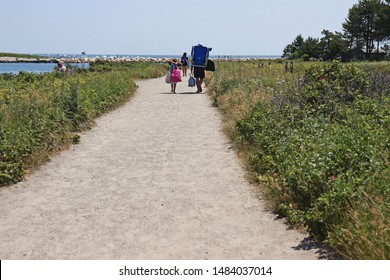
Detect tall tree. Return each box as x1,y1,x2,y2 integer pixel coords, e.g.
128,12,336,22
320,30,348,60
343,3,362,50
282,43,294,58
282,34,305,59
379,0,390,39
343,0,383,58
301,37,322,60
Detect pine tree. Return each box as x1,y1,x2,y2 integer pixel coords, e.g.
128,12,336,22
342,0,383,58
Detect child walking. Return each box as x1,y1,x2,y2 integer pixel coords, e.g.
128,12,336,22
168,59,182,93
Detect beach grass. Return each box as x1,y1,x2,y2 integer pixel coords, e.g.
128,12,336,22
207,59,390,259
0,62,167,186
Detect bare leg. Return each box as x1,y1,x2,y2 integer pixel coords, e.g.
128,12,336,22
196,78,203,93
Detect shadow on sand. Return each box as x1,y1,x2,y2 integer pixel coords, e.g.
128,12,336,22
267,209,341,259
160,91,205,95
292,237,342,259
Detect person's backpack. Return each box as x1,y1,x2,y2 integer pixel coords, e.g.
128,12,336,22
205,59,215,71
181,56,189,66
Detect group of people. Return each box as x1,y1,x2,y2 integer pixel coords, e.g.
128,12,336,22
56,51,207,94
168,52,205,94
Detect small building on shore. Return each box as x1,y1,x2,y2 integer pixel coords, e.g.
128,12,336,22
342,48,387,61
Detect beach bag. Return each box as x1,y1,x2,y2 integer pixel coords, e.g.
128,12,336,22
188,75,196,87
165,71,171,83
170,67,182,83
205,59,215,71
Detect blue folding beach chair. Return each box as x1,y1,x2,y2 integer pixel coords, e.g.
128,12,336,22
191,44,210,67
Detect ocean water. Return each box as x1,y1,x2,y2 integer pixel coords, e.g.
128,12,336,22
0,54,280,74
0,63,57,74
0,62,89,74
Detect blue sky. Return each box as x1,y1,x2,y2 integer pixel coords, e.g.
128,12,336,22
1,0,358,56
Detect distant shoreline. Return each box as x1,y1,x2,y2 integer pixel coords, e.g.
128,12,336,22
0,57,58,63
0,54,282,64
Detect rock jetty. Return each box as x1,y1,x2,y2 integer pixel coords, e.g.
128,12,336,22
0,56,176,64
0,56,278,64
0,57,57,63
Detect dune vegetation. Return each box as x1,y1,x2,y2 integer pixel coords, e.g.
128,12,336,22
206,59,390,259
0,61,167,186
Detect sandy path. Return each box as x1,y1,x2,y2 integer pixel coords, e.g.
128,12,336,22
0,77,326,259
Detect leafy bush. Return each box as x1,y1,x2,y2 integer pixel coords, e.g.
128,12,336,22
209,60,390,259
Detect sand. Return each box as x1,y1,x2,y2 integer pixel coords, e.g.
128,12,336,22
0,76,328,259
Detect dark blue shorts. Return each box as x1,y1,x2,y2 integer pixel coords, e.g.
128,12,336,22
194,67,205,79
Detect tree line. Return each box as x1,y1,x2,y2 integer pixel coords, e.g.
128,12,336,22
283,0,390,61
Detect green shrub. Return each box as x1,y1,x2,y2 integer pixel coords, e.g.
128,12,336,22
209,60,390,259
